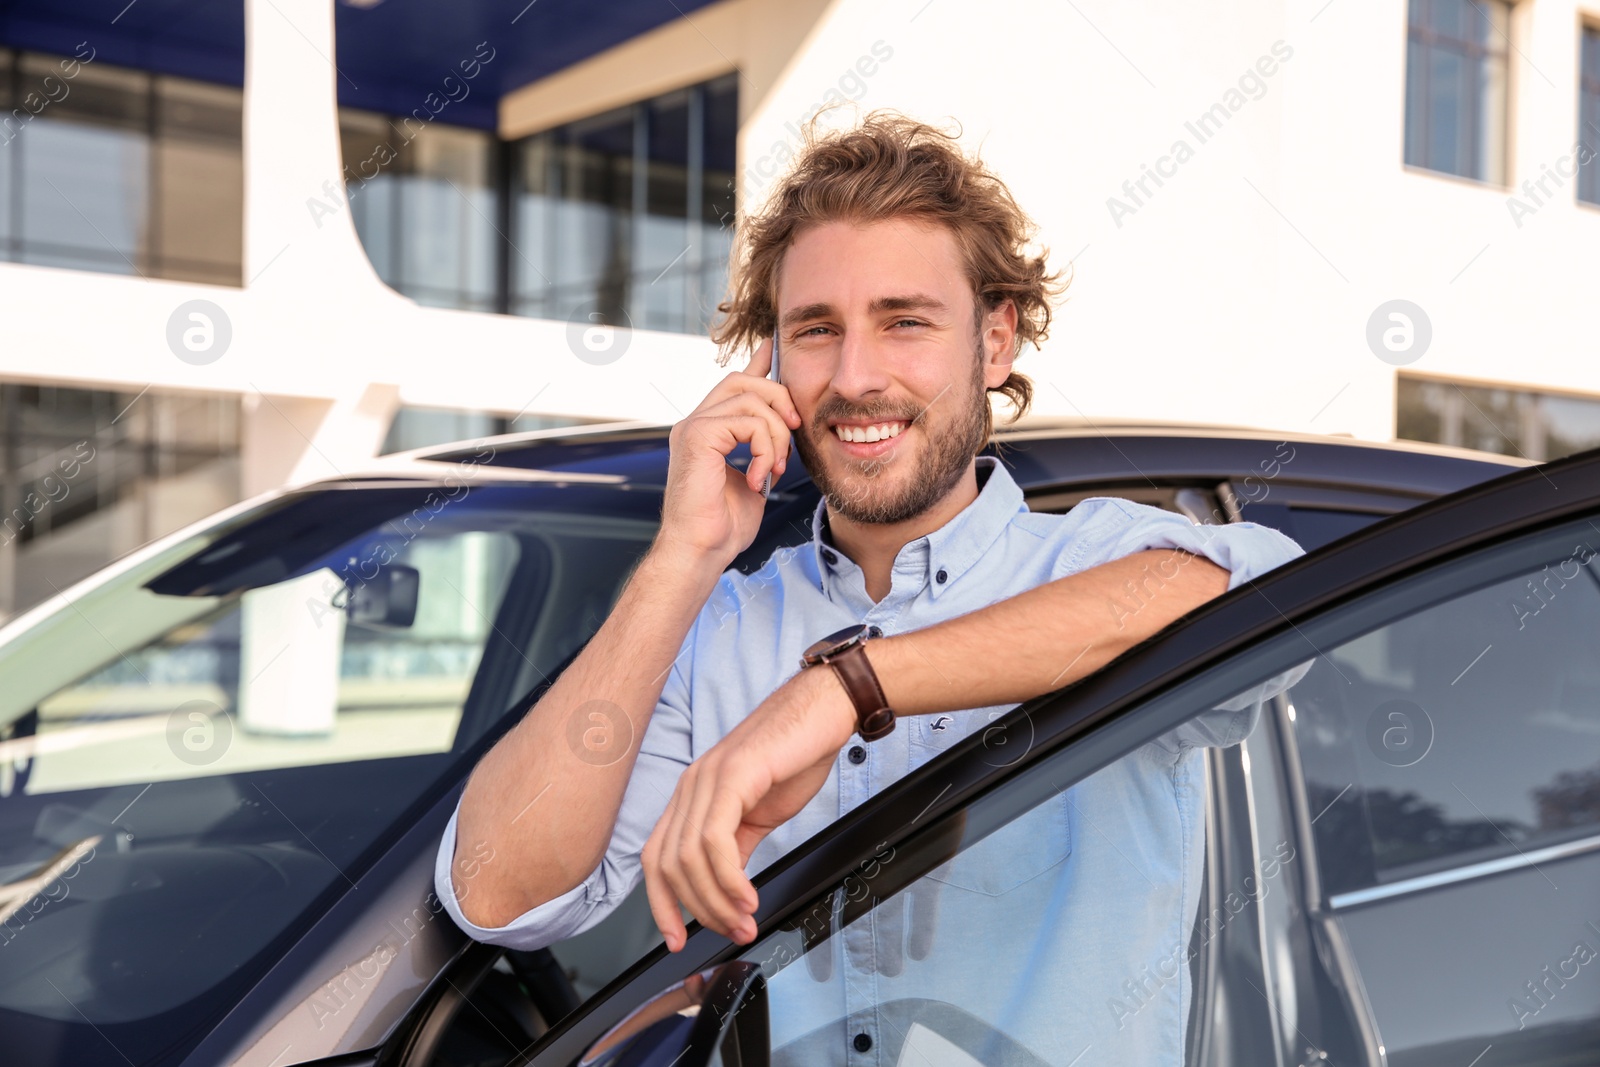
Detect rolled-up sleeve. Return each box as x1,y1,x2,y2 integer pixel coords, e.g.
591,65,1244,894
433,635,697,951
1057,497,1314,748
1055,496,1306,591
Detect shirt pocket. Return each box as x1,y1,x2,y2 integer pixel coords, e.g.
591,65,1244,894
922,792,1072,896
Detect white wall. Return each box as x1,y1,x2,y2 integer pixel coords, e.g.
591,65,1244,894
737,0,1600,443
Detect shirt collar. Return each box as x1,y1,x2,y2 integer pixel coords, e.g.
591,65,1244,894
808,455,1026,602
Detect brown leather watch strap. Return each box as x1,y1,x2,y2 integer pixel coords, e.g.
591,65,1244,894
826,642,895,741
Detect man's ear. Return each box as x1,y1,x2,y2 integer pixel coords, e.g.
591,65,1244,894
980,299,1018,389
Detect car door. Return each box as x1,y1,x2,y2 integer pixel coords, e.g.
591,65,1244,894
374,446,1600,1067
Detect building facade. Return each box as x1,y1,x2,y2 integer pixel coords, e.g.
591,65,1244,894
1,0,1598,620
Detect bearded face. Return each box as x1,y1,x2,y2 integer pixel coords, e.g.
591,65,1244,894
792,331,989,526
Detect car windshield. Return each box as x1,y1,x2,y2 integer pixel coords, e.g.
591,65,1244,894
0,478,660,1067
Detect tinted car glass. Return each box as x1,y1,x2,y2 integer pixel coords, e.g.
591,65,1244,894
574,661,1319,1066
1291,519,1600,893
0,480,661,1067
1234,501,1385,552
1283,512,1600,1063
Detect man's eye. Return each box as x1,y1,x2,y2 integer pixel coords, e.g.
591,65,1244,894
893,319,925,329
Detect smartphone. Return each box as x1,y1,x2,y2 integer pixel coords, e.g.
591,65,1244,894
760,329,781,499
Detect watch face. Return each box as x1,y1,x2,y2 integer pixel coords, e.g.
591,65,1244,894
803,623,871,662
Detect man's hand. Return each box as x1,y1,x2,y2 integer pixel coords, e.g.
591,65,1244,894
658,336,800,567
642,663,857,951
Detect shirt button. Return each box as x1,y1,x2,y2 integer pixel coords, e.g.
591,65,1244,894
847,745,866,765
822,548,838,565
853,1033,873,1052
935,567,948,584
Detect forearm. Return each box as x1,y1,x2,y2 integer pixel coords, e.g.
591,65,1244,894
871,549,1230,716
452,538,724,927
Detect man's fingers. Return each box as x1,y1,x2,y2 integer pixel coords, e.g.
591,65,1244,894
698,797,759,940
642,830,688,952
671,831,747,941
691,366,800,430
656,787,727,939
695,389,797,480
676,772,755,941
741,335,773,379
688,415,780,493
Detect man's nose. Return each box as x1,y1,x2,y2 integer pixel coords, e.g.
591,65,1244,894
829,329,891,400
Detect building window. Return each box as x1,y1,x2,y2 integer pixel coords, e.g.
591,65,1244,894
512,74,738,334
0,384,241,621
1580,26,1600,205
1404,0,1510,184
340,73,738,334
379,406,593,455
1397,375,1600,462
338,111,501,312
0,49,243,285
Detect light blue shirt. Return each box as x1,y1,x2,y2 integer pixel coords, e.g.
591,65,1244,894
435,455,1307,1064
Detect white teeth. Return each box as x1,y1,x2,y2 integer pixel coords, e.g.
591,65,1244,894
834,422,907,443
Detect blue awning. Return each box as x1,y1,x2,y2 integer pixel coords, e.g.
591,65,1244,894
0,0,722,129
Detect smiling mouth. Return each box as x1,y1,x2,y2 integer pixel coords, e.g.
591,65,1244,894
830,420,910,444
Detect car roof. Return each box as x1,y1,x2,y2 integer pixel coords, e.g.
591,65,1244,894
317,417,1530,488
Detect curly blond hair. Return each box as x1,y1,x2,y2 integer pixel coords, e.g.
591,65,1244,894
711,110,1067,429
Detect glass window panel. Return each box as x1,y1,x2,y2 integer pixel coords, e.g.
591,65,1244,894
17,61,149,274
153,77,242,284
0,49,12,251
1403,39,1429,169
340,109,401,285
704,72,739,179
381,406,502,455
342,76,741,331
697,74,740,332
1293,521,1600,891
0,383,242,622
1477,54,1506,183
508,76,737,333
512,132,555,317
1429,49,1464,173
395,123,497,311
582,670,1310,1065
1404,0,1509,182
0,482,661,1063
1398,376,1600,462
553,107,635,325
1579,29,1600,205
21,53,146,131
635,90,690,332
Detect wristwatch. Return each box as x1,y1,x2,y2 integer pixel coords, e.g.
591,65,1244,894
800,623,894,741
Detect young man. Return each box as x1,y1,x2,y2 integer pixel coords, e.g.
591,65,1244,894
437,112,1306,1061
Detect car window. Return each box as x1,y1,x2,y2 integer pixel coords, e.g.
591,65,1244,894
1233,500,1384,552
1282,514,1600,1064
1290,519,1600,893
0,481,661,1067
572,661,1321,1067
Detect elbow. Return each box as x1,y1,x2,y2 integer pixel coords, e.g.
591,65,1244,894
452,868,540,932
